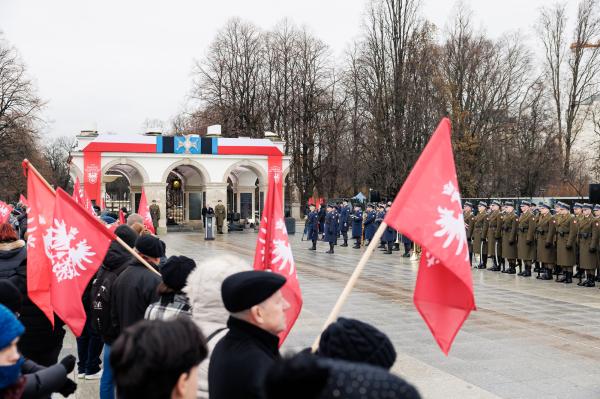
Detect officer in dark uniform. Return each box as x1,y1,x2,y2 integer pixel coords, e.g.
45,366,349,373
500,201,518,274
555,202,577,283
306,204,319,251
517,200,536,277
318,202,326,239
463,201,474,266
535,202,557,280
472,201,488,269
577,204,597,286
351,205,363,249
484,200,502,271
363,204,376,245
324,204,338,254
339,200,351,247
375,204,386,249
382,203,396,254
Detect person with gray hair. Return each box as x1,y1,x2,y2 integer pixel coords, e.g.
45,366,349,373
183,255,251,399
126,213,144,227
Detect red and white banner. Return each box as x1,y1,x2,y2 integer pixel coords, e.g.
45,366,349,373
253,155,302,345
384,118,475,355
19,194,28,208
0,201,12,224
137,189,155,234
49,189,115,336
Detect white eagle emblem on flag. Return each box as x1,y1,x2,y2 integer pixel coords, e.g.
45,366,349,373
45,219,96,282
433,181,469,260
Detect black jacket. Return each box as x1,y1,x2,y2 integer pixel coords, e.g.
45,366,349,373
110,258,160,335
22,359,68,399
208,317,280,399
0,241,65,356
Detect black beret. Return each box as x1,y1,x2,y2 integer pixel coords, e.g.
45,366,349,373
221,271,286,312
114,224,138,248
161,256,196,291
0,280,22,314
135,235,163,258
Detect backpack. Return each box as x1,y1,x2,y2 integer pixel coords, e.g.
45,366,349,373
90,263,127,339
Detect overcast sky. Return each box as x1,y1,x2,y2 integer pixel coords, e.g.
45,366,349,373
0,0,578,138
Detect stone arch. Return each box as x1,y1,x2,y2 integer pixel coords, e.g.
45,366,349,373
221,160,267,184
161,159,210,184
102,158,149,185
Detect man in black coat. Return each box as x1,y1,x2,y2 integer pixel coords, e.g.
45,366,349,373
209,271,289,399
110,235,162,336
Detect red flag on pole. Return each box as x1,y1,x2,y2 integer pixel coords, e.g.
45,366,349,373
72,177,85,206
119,209,126,225
253,156,303,344
23,161,55,325
137,189,155,234
0,201,13,224
384,117,475,355
19,194,29,208
48,188,116,336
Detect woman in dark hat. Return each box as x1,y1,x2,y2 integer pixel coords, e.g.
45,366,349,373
145,256,196,321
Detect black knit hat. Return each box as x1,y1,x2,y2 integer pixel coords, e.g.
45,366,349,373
318,317,397,370
135,235,163,258
0,280,22,314
161,256,196,291
114,224,138,248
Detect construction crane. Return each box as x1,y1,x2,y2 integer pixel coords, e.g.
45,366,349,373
570,41,600,50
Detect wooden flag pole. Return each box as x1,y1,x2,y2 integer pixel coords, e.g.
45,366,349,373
310,220,389,352
23,159,161,276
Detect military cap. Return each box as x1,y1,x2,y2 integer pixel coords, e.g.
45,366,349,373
573,202,583,209
221,271,287,313
538,202,550,209
478,201,488,207
366,203,374,208
582,203,593,210
326,203,334,208
503,201,514,207
491,200,501,206
556,201,570,210
594,204,600,211
464,201,473,208
520,200,531,207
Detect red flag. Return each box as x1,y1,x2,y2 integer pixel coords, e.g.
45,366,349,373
48,189,115,336
119,209,126,225
19,194,29,208
384,117,475,355
23,162,55,325
253,156,303,344
0,201,13,224
137,189,155,234
73,177,96,216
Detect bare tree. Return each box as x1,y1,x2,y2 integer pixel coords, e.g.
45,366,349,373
43,136,77,190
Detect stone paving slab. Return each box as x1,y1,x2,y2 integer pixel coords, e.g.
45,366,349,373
59,229,600,398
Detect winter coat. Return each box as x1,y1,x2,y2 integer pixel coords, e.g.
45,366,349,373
517,211,536,261
578,215,598,270
364,211,376,241
306,211,319,241
472,212,487,255
501,212,518,260
339,206,350,233
110,259,160,336
555,214,577,267
536,213,557,264
89,240,133,344
351,210,363,238
22,359,68,399
324,211,338,244
484,210,502,257
184,255,251,399
208,317,280,399
0,241,65,358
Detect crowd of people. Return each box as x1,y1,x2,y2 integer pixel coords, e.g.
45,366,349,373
0,199,421,398
465,200,600,287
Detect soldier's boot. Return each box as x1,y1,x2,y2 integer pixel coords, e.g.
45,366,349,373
523,265,532,277
507,262,516,274
595,269,600,282
564,272,573,284
341,238,348,247
517,263,524,276
393,242,400,251
557,269,568,283
385,242,393,255
490,258,501,271
541,267,553,281
378,242,386,249
533,262,541,272
309,240,317,250
326,243,334,254
501,260,509,273
584,273,596,287
478,255,488,269
574,267,584,279
536,265,544,279
555,267,563,282
577,272,585,286
403,243,411,256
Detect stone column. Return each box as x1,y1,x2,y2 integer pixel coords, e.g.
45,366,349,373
143,182,168,235
205,182,228,233
291,184,301,220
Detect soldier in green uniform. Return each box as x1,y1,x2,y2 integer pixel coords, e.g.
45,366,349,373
577,204,598,287
593,204,600,283
484,200,503,271
463,201,474,266
573,203,584,279
530,203,541,273
517,201,536,277
472,201,488,269
500,201,518,274
149,199,160,234
554,202,577,283
535,202,557,280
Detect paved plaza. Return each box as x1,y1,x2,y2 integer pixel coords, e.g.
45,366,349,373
66,226,600,399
